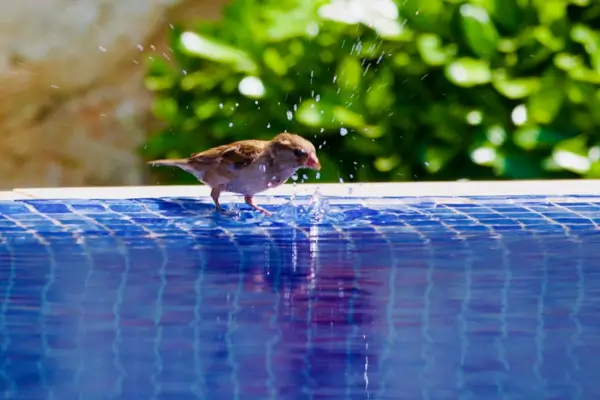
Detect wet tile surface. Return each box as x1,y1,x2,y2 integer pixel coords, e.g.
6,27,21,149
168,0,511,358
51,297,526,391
1,195,600,399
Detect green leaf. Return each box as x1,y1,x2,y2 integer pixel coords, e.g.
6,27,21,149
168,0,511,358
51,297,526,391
445,58,491,87
365,68,394,114
488,0,522,32
513,127,567,150
494,152,545,178
335,57,362,90
178,31,258,73
424,146,456,173
554,52,600,83
571,24,600,72
263,48,288,75
527,69,565,124
374,155,400,173
193,99,221,120
533,0,567,25
492,70,540,99
460,4,500,59
552,136,591,173
585,160,600,178
152,97,179,123
401,0,444,31
359,126,385,139
295,100,365,128
533,26,565,52
416,33,451,66
332,107,365,127
144,76,176,92
181,70,224,91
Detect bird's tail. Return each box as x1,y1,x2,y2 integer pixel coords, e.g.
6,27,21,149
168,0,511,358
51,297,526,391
147,158,189,168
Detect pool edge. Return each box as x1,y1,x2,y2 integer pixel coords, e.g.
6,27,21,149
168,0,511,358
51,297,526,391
7,180,600,200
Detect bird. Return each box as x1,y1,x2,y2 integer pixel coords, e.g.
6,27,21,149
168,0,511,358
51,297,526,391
148,132,321,216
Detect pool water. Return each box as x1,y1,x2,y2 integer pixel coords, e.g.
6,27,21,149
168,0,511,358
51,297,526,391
1,195,599,399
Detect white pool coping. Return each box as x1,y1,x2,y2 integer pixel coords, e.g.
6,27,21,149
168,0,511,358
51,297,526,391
0,180,598,201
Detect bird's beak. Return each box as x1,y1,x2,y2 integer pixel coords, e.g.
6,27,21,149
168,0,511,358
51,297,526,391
304,154,321,171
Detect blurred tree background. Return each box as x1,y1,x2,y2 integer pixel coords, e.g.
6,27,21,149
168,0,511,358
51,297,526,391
143,0,600,184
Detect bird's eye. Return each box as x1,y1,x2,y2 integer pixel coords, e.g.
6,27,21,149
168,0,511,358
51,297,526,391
293,149,307,157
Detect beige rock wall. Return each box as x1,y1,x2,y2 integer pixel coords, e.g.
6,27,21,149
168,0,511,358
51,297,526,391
0,0,226,189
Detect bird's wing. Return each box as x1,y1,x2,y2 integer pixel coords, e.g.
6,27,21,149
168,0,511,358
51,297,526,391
189,140,268,170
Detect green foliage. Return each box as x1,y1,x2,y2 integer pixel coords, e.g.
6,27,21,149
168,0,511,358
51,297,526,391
143,0,600,184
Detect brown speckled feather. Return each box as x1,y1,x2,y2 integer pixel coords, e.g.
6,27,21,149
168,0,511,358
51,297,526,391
189,140,270,169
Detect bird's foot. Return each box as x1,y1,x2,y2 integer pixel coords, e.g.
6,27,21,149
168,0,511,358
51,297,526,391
244,196,272,216
215,204,237,216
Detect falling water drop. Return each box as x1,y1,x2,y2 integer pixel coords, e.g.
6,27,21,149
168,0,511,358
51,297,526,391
340,128,348,136
291,174,298,181
99,46,107,52
229,122,233,127
219,103,224,109
259,164,266,172
316,172,321,180
286,111,293,121
339,178,344,183
267,123,271,128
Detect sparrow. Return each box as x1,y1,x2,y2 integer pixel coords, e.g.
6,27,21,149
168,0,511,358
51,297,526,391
148,132,321,216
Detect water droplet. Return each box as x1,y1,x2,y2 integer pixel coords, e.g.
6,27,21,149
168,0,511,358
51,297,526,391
320,128,325,133
291,174,298,181
259,164,266,172
219,103,224,109
340,128,348,136
339,178,344,183
182,70,187,75
349,174,354,179
99,46,107,52
315,94,321,102
286,111,293,121
229,122,233,127
302,174,308,180
332,75,338,83
316,172,321,180
267,123,271,128
137,44,144,51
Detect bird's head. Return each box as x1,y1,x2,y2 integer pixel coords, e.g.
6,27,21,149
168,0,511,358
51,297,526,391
268,132,321,171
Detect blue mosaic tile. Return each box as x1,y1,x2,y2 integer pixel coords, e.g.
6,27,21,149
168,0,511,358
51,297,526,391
1,194,600,398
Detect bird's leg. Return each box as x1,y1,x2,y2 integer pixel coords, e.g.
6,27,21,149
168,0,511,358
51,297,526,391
211,187,225,212
244,195,272,216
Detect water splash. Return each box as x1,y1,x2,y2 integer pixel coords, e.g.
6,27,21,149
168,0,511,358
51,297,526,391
305,189,330,222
